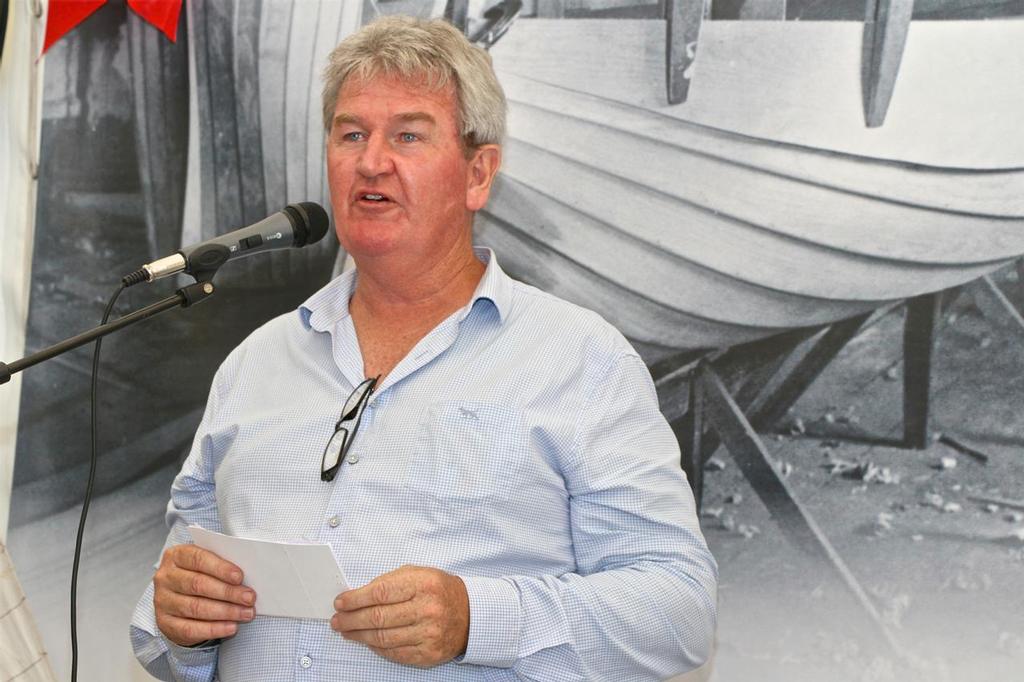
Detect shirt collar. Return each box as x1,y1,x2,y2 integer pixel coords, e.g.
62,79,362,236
298,266,356,332
458,247,511,324
298,246,511,333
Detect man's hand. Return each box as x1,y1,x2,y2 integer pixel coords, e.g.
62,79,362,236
331,565,470,668
153,544,256,647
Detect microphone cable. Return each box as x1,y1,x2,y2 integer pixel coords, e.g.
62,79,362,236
70,281,127,682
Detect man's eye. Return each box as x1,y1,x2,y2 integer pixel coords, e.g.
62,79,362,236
399,132,418,143
341,131,365,142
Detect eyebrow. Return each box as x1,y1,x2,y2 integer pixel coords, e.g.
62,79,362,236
331,111,437,128
394,112,436,125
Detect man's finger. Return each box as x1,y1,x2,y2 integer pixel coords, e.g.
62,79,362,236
336,573,417,611
331,601,419,633
167,568,255,606
340,624,422,651
367,644,433,668
171,545,244,585
160,591,255,623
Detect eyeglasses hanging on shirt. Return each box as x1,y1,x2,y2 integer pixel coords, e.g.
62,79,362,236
321,375,379,481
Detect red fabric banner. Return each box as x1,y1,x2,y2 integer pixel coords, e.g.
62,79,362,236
126,0,183,42
42,0,183,54
42,0,106,54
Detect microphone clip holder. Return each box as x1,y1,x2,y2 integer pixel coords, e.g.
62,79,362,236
181,244,232,284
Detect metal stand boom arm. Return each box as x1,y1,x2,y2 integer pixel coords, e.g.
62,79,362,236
0,282,214,385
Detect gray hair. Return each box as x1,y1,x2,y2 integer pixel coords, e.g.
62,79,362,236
321,15,506,147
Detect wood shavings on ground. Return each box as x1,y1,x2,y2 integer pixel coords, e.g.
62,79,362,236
875,512,895,535
737,524,761,539
704,456,726,471
825,457,858,475
825,458,900,484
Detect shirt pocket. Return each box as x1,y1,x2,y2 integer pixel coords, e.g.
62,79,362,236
407,400,526,503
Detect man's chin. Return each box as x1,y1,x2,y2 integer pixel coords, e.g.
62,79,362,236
337,224,405,256
341,238,407,262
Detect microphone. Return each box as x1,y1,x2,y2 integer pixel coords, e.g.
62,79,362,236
122,202,330,286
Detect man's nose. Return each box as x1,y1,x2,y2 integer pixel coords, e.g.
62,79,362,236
355,136,393,177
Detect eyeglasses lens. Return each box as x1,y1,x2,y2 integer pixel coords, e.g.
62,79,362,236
341,382,371,420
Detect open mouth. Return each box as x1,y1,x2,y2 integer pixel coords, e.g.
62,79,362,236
358,192,392,204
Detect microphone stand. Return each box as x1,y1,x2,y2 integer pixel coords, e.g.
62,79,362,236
0,281,215,385
1,276,216,682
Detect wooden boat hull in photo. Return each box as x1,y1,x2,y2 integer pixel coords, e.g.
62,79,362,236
482,17,1024,358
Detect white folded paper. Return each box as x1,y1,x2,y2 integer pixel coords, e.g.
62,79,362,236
188,526,349,620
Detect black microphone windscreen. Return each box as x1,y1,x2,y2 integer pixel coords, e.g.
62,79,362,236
300,202,330,244
287,202,330,247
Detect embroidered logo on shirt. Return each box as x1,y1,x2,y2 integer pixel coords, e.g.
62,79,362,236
458,406,479,421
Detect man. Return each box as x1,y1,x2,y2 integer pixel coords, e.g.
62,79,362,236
131,15,717,681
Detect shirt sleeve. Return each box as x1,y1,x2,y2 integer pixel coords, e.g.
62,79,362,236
128,364,233,682
459,351,718,681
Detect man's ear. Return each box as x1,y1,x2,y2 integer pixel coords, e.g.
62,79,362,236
465,144,502,212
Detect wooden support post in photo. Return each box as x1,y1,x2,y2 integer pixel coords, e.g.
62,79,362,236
679,360,706,510
665,0,709,104
902,292,941,449
979,274,1024,336
674,327,818,507
945,269,1024,340
699,366,825,555
1017,259,1024,305
750,312,873,431
696,365,900,653
862,0,915,127
444,0,470,32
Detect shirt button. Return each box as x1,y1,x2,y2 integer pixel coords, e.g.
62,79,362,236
348,455,359,464
327,515,340,528
299,655,312,669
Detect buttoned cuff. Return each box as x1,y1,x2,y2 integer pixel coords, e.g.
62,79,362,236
458,576,522,668
165,637,220,668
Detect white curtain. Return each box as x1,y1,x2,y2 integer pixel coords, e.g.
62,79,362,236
0,0,57,680
1,0,44,542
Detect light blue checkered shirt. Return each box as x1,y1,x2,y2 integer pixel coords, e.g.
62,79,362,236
130,248,717,681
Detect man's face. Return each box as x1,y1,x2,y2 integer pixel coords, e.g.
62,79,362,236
326,74,499,263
